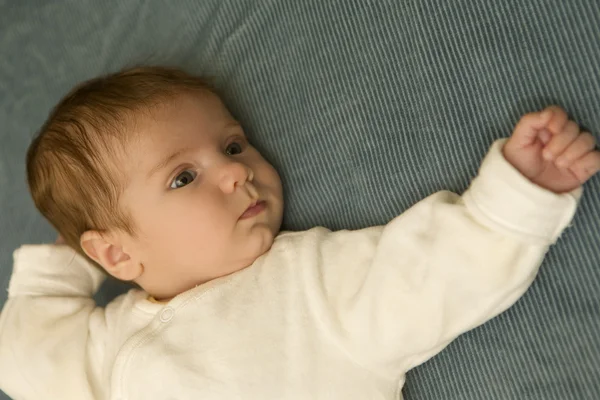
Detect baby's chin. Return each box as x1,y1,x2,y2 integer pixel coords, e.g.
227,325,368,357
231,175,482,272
240,225,277,265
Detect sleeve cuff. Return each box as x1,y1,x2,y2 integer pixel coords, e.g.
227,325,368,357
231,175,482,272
462,139,582,245
9,245,106,297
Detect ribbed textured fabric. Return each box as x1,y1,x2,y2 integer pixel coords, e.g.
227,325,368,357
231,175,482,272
0,1,598,399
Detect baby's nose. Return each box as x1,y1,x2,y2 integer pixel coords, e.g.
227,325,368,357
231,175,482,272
218,161,254,193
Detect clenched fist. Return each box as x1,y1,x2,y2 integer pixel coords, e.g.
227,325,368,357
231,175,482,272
503,106,600,193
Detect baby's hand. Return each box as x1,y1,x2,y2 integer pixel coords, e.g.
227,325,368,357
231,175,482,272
503,106,600,193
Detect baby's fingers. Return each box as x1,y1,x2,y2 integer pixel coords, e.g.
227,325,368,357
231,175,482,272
543,121,579,160
570,150,600,184
545,105,569,135
555,132,597,168
511,109,553,146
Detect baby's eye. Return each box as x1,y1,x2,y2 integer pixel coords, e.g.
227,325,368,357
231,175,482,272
225,142,244,156
170,170,197,189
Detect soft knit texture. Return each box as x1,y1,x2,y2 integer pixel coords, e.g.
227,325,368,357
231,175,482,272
0,141,581,400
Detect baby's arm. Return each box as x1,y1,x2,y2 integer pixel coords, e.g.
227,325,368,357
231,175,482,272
309,107,597,377
0,244,109,400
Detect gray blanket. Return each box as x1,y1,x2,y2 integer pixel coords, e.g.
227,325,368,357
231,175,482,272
1,1,598,399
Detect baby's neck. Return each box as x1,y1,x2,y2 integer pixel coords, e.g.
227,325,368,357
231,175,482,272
148,294,172,304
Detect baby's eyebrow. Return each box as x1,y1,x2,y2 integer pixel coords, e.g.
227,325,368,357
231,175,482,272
147,149,185,179
225,121,242,129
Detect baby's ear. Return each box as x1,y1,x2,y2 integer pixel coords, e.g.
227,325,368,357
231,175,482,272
80,230,142,281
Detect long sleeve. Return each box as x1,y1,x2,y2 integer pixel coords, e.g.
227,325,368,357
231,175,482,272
0,245,108,400
305,139,581,377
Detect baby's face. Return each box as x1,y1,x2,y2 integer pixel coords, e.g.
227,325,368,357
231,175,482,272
119,92,283,299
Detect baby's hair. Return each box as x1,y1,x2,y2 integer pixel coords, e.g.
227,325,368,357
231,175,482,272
27,66,216,259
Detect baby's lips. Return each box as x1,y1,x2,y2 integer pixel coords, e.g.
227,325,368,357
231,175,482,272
239,200,266,220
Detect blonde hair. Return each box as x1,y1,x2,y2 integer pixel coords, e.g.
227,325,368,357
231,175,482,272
27,66,215,257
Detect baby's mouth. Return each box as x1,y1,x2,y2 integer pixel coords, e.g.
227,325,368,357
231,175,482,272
239,200,267,220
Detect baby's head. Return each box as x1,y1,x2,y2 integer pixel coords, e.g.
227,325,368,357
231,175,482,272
27,67,284,299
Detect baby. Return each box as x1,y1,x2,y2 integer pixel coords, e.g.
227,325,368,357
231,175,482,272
0,67,598,400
